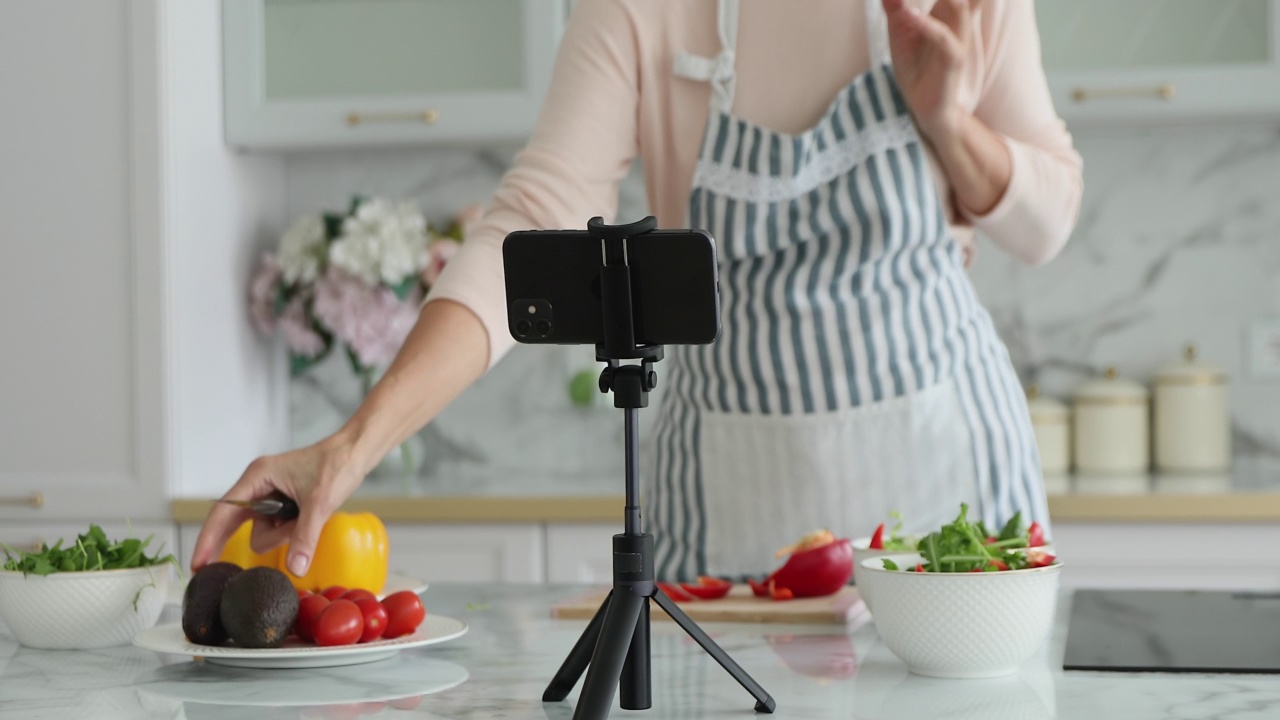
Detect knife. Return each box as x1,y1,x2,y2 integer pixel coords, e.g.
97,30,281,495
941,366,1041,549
217,495,300,521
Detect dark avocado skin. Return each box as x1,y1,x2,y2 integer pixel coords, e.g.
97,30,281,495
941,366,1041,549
219,566,300,649
182,562,243,646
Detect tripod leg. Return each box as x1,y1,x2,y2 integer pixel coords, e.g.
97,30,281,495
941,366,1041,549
573,588,646,720
652,590,776,714
619,597,651,710
544,591,612,702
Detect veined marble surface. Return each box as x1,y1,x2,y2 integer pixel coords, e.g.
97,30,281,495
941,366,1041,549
284,124,1280,497
2,584,1278,719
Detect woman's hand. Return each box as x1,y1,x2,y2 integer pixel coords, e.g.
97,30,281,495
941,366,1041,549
190,435,370,577
882,0,978,143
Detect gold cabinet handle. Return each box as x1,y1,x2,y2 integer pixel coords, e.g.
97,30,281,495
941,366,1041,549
346,109,440,127
1072,84,1175,103
0,492,43,509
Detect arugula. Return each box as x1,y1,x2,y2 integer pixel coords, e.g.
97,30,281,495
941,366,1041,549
1,524,179,577
896,504,1043,573
880,511,917,551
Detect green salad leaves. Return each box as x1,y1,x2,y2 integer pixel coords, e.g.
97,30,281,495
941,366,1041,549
881,504,1056,573
2,524,178,576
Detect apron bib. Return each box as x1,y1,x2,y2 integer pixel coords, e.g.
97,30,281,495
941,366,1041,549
645,0,1048,580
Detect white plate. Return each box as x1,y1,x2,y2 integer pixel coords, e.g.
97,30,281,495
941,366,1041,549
133,654,469,706
165,571,427,606
133,614,467,669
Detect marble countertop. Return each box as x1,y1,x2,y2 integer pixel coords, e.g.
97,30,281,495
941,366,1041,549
3,584,1278,720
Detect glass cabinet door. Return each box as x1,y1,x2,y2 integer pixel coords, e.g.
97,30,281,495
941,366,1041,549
1039,0,1272,72
224,0,566,149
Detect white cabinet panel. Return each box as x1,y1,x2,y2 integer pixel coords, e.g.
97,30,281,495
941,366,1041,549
223,0,566,149
0,0,167,522
1050,522,1280,591
1038,0,1280,123
385,524,544,584
545,523,617,584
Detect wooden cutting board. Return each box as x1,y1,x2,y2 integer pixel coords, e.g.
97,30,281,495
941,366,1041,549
551,585,867,625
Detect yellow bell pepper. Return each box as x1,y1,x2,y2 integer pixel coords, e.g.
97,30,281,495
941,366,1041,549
218,519,284,569
277,512,389,594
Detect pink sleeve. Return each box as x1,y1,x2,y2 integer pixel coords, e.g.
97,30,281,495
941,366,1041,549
424,0,642,369
962,0,1084,267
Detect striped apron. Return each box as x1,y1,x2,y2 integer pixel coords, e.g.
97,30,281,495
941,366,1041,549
645,0,1049,581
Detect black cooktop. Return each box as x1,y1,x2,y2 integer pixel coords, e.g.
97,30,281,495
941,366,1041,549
1063,589,1280,674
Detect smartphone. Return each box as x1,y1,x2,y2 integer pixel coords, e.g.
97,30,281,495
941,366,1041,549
502,227,721,346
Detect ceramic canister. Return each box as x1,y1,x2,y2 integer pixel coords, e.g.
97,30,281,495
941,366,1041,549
1026,385,1070,475
1072,367,1149,474
1153,344,1231,472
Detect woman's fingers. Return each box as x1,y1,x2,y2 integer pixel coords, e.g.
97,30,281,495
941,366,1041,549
249,515,295,555
284,491,335,578
190,459,274,570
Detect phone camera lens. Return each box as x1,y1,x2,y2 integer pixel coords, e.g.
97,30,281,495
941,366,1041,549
535,319,552,337
515,319,533,337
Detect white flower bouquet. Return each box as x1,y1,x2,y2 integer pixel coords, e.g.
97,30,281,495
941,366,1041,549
249,196,476,388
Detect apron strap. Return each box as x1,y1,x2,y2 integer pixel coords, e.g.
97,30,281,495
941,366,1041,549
865,0,892,68
672,0,740,113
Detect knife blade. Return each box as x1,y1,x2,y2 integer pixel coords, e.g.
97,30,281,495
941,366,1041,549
217,495,300,520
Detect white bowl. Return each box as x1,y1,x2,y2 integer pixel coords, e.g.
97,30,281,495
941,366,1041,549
856,553,1061,679
851,536,918,575
0,566,171,649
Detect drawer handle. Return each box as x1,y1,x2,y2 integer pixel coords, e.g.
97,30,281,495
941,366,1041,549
346,109,440,127
1071,84,1175,103
0,492,43,509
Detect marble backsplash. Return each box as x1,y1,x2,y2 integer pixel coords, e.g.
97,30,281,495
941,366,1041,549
285,123,1280,496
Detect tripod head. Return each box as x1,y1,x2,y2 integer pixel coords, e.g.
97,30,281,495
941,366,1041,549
589,216,665,409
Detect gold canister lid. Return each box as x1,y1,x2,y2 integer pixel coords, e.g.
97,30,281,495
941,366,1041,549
1154,344,1228,386
1073,366,1149,406
1026,384,1069,423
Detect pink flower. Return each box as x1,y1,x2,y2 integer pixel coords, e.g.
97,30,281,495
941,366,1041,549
312,267,422,369
248,253,282,334
279,296,327,358
422,239,460,286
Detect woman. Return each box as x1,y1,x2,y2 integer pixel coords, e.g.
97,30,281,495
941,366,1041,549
192,0,1082,582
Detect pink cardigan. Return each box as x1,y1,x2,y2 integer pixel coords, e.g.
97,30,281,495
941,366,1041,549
427,0,1084,370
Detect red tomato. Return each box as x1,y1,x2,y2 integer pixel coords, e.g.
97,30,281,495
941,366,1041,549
381,591,426,639
314,599,364,646
320,586,348,601
341,588,377,604
354,597,389,643
1028,522,1047,548
296,587,311,600
295,593,331,642
388,695,424,710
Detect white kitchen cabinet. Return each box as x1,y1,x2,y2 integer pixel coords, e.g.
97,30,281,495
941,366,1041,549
385,524,545,583
545,523,617,583
1039,0,1280,123
1050,522,1280,591
222,0,567,150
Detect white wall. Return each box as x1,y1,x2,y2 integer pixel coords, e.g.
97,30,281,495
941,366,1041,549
163,0,290,498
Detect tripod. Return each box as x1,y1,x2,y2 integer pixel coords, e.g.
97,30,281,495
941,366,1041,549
541,217,775,720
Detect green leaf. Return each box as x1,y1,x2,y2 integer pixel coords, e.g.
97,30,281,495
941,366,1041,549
389,275,420,301
346,347,371,378
920,533,942,573
997,512,1026,542
323,212,345,241
348,195,367,216
881,559,900,571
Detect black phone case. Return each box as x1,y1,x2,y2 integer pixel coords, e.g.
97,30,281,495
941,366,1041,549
502,228,721,347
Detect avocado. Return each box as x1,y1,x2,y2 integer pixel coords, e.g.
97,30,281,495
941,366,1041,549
219,566,299,648
182,562,243,646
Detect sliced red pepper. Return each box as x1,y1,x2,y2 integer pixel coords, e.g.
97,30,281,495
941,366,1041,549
747,577,771,598
869,524,885,550
988,559,1010,571
913,564,925,573
657,582,694,602
679,576,732,600
766,535,853,598
985,536,998,545
1028,551,1056,569
769,585,795,601
1028,522,1046,548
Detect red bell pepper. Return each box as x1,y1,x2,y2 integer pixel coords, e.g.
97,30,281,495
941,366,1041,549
1028,550,1056,569
679,576,733,600
657,582,694,602
769,584,794,601
988,559,1010,571
1028,521,1046,548
748,530,853,599
869,523,885,550
747,577,771,598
